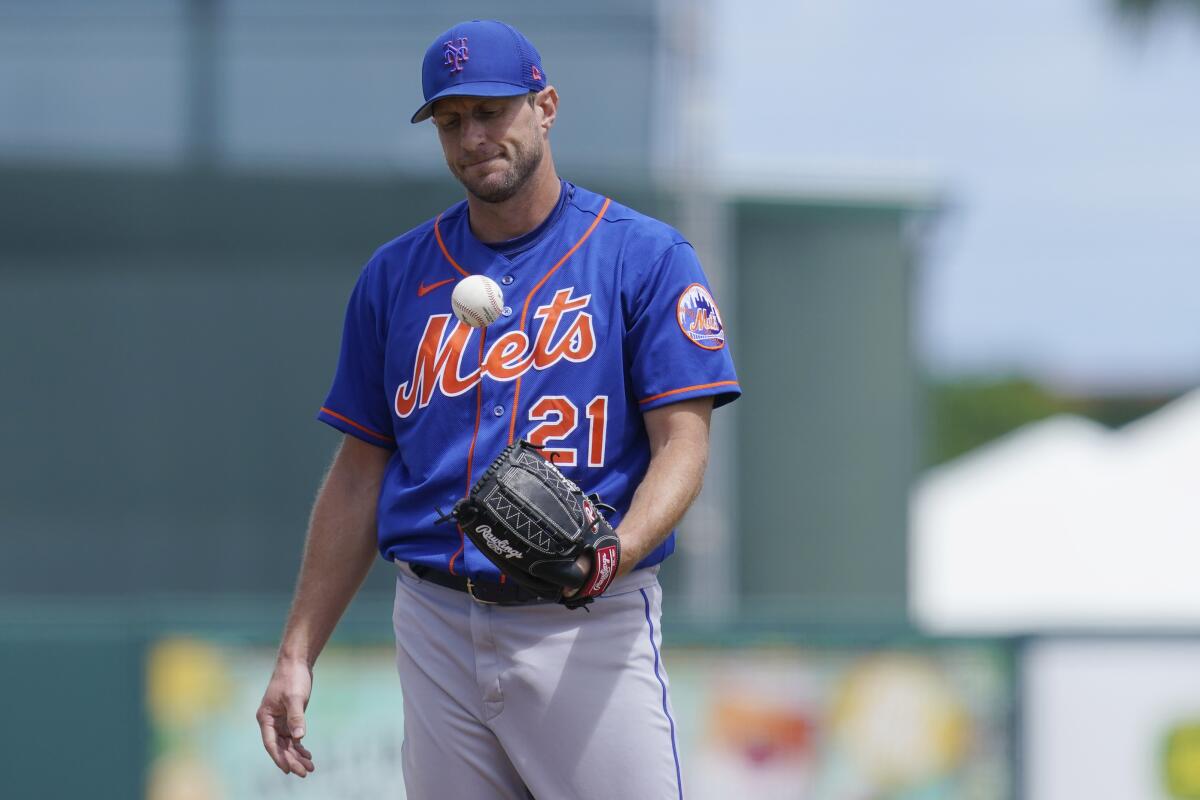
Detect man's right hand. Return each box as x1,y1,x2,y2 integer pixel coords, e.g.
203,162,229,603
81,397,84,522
256,657,317,777
254,435,388,778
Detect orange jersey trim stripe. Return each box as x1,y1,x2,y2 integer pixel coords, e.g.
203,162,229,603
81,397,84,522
319,407,393,443
507,197,612,445
417,277,455,297
638,381,740,406
433,213,473,278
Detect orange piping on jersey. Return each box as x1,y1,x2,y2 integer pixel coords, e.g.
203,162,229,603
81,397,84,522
318,407,393,443
417,278,455,297
449,326,488,576
433,213,473,278
638,381,740,405
447,540,465,576
507,197,612,445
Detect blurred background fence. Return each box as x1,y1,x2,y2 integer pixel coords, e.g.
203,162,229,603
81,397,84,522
3,1,1200,798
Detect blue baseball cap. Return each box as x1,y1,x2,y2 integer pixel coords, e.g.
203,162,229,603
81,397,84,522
411,20,548,124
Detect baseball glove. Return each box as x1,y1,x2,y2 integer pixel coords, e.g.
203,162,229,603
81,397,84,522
448,440,621,610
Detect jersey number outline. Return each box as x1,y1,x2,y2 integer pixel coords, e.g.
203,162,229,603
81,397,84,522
527,394,608,468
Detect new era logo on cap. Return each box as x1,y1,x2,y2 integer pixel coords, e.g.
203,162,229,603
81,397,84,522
412,19,548,123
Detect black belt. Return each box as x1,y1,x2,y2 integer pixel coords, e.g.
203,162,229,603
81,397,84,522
409,564,557,605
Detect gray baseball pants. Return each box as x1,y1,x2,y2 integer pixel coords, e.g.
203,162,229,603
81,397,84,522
392,561,684,799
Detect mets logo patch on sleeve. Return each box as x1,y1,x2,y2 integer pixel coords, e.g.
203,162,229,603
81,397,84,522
676,283,726,350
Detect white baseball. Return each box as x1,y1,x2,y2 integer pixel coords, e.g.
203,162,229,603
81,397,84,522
451,275,505,328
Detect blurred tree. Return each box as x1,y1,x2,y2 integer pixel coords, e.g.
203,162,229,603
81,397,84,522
1112,0,1200,24
923,377,1176,466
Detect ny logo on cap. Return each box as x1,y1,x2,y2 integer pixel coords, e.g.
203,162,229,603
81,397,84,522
443,37,469,73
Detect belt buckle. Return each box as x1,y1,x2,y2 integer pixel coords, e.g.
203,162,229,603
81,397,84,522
465,578,499,605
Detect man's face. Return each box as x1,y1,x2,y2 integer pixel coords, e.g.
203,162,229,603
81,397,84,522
431,94,544,204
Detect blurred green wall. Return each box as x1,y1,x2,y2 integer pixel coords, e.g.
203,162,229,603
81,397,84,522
2,167,450,597
732,198,922,626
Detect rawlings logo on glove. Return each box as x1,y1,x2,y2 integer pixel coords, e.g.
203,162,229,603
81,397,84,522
447,440,621,610
478,526,524,560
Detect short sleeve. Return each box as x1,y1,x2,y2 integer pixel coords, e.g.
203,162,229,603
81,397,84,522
316,261,396,448
625,242,741,412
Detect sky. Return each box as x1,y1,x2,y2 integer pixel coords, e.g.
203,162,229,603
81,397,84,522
713,0,1200,393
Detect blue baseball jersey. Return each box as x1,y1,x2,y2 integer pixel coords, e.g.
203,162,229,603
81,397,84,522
318,181,740,581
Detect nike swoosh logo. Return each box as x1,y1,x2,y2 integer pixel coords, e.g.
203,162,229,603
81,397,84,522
417,278,455,298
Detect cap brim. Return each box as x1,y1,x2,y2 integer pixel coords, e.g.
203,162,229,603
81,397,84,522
410,82,532,123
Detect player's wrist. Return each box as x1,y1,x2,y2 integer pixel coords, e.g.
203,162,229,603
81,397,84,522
609,528,643,578
276,648,317,671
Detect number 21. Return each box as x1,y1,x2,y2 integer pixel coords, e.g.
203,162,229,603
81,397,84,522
527,395,608,468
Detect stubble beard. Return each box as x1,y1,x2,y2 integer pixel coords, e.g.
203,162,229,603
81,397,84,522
454,134,545,205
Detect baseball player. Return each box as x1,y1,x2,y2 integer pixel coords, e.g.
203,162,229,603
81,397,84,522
256,19,739,799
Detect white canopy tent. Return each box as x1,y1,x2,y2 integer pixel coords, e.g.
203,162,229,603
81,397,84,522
911,389,1200,633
